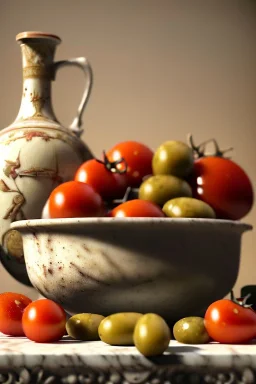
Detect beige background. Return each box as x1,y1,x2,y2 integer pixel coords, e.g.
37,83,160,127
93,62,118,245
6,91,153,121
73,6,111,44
0,0,255,300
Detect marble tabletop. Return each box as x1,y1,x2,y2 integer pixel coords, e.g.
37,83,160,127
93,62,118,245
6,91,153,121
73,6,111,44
0,333,256,384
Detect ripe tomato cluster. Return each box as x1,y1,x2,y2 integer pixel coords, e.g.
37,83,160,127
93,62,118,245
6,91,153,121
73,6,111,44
0,292,66,343
48,140,163,219
46,136,254,221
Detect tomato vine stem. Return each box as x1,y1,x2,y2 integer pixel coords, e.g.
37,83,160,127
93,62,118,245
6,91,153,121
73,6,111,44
187,134,233,159
96,151,128,174
230,290,252,308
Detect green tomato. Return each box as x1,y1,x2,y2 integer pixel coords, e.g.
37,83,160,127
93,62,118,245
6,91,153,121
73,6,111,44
139,175,192,206
153,141,194,178
163,197,216,218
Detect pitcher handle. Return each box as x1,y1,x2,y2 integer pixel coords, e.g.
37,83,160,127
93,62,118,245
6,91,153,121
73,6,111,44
53,57,93,137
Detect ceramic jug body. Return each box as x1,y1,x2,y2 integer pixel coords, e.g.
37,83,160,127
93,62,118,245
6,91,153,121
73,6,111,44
0,32,94,285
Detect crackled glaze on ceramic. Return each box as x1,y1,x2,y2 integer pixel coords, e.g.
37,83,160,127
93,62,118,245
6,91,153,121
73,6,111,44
12,218,252,323
0,333,256,383
0,32,93,284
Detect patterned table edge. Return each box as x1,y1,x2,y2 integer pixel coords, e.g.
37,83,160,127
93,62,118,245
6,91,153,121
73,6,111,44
0,365,255,384
1,336,256,383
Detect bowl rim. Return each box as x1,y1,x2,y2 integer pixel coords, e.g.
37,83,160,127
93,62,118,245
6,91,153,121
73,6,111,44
10,217,253,232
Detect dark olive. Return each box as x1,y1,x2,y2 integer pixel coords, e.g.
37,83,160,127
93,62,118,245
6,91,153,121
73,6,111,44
139,175,192,206
133,313,170,356
98,312,143,345
152,141,194,178
163,197,216,218
173,317,210,344
66,313,105,341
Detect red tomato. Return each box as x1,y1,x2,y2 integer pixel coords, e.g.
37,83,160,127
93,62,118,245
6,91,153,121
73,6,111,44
107,141,153,188
0,292,32,336
204,299,256,344
110,199,165,217
74,158,128,201
189,156,254,220
48,181,105,218
22,299,66,343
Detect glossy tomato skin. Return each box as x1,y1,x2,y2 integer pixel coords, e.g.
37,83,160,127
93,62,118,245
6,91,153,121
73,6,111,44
74,159,128,201
110,199,165,218
189,157,254,220
22,299,66,343
48,181,105,219
204,299,256,344
107,141,154,188
0,292,32,336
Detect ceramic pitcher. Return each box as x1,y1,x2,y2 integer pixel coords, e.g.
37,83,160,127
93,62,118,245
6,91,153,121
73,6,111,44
0,31,94,285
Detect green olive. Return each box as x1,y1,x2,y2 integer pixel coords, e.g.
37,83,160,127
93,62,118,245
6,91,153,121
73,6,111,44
133,313,170,356
173,317,210,344
163,197,216,218
66,313,105,341
139,175,192,206
98,312,143,345
153,141,194,178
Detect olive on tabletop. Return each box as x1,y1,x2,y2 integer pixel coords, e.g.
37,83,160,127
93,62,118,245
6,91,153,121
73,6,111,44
173,316,210,344
133,313,171,356
98,312,143,345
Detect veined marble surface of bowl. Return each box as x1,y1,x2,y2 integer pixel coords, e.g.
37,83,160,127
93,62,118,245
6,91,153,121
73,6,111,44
11,218,252,324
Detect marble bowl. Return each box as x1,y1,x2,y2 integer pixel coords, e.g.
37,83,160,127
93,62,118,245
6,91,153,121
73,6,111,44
11,218,252,324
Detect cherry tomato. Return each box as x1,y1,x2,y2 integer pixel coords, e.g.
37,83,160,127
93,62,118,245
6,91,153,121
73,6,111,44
0,292,32,336
48,181,105,219
107,141,154,188
189,156,254,220
22,299,66,343
110,199,165,217
74,158,128,201
204,299,256,344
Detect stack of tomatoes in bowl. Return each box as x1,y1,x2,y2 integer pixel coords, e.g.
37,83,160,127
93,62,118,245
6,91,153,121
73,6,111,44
44,134,254,221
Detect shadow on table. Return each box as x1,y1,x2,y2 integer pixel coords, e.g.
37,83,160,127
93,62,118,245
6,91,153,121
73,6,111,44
48,336,85,344
147,345,201,365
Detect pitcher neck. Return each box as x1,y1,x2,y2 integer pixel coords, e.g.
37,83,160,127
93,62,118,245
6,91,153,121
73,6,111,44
15,33,61,123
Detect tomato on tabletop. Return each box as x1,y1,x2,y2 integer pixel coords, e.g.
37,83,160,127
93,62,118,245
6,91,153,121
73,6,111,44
204,293,256,344
188,136,254,220
107,141,154,188
0,292,32,336
74,153,128,201
22,299,66,343
109,199,165,218
48,181,105,219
